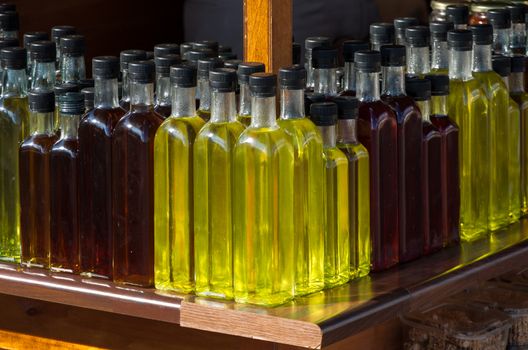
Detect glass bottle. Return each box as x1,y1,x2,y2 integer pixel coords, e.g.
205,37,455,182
196,57,223,122
51,25,76,71
507,5,526,54
23,31,48,79
154,64,205,292
277,66,324,295
193,68,244,299
112,61,163,287
0,37,18,81
406,26,431,78
394,17,418,46
370,23,395,51
154,54,180,118
29,40,56,90
119,49,147,111
0,47,28,262
153,43,179,58
355,50,399,271
81,87,94,112
78,56,125,280
0,11,18,39
488,9,512,56
233,73,295,306
380,45,423,263
304,37,331,90
406,78,443,254
236,62,265,126
59,35,86,84
50,92,83,273
426,74,460,247
447,29,489,241
334,96,370,278
430,21,454,75
19,90,58,268
470,24,510,231
53,83,79,133
340,40,369,97
446,5,469,30
312,47,338,98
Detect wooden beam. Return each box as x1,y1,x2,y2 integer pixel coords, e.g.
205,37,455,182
243,0,293,73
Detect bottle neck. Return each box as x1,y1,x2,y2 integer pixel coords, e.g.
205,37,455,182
511,23,526,51
211,90,237,123
454,23,467,30
31,61,56,90
305,49,314,88
314,67,337,95
407,46,430,76
59,112,80,139
382,66,406,96
449,49,472,81
2,68,27,98
239,82,251,116
343,61,356,92
29,111,54,135
95,77,120,109
493,28,511,55
280,88,305,119
511,72,525,93
198,77,211,111
501,75,510,90
61,55,86,83
172,86,197,117
318,125,337,147
130,81,154,109
431,95,449,116
472,44,492,72
432,39,449,71
357,71,381,102
337,119,358,144
250,95,277,128
0,30,17,40
416,99,431,122
155,74,171,106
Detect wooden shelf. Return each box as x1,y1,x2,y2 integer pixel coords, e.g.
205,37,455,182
1,220,528,349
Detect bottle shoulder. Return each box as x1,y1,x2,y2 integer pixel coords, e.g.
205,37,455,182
278,117,323,146
338,142,369,161
324,147,348,166
195,121,245,143
236,125,293,151
21,133,58,152
80,107,126,131
115,110,163,130
358,100,398,123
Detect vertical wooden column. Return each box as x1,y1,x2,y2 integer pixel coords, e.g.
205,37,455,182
243,0,293,73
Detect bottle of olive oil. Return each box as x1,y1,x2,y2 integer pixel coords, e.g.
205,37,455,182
469,24,510,231
447,29,489,241
406,26,431,78
197,57,223,122
334,96,370,278
277,65,324,296
0,47,28,262
194,68,244,299
311,102,349,288
154,64,205,293
233,73,295,306
430,21,454,75
236,62,265,126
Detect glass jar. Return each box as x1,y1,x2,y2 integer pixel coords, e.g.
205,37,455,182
430,0,470,22
470,2,511,25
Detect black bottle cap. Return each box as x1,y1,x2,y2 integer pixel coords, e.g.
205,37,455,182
81,87,94,110
155,54,181,76
332,96,358,120
343,40,369,62
60,35,85,56
0,11,17,31
92,56,120,79
305,36,332,50
23,31,48,50
249,72,276,97
0,46,25,69
394,17,419,37
507,4,527,23
492,55,511,77
310,102,338,126
218,45,231,53
180,42,193,56
380,45,406,67
446,5,469,25
128,60,155,84
425,74,449,96
219,52,237,60
447,29,473,51
209,68,237,92
469,24,493,45
511,54,526,73
54,83,80,97
184,49,215,62
28,89,55,113
51,25,76,42
192,40,219,53
58,91,84,114
405,77,431,101
354,50,381,73
120,49,147,71
0,3,15,12
292,42,301,65
237,62,266,83
488,9,512,29
78,79,94,89
312,47,338,69
170,64,197,87
224,59,242,70
370,23,395,44
154,43,180,58
29,40,56,62
405,26,430,47
197,57,223,79
430,21,455,40
279,65,306,90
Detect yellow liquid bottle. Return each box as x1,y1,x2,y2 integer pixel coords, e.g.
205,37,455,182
430,21,452,76
154,65,205,293
277,66,324,296
233,73,295,306
236,62,265,127
196,58,222,122
447,30,489,241
334,96,370,279
194,69,245,300
311,102,350,288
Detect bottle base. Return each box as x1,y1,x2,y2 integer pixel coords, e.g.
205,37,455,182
294,282,324,297
155,281,194,294
234,292,293,307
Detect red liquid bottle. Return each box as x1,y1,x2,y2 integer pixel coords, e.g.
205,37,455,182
154,54,180,118
380,45,423,263
50,92,84,273
355,51,399,271
406,78,443,255
78,56,125,279
20,90,58,268
339,40,369,97
112,60,163,287
119,50,147,111
426,74,460,246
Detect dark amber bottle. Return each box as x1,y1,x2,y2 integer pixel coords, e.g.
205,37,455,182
119,50,147,111
380,45,423,263
112,61,163,287
20,90,58,268
154,54,180,118
340,41,369,97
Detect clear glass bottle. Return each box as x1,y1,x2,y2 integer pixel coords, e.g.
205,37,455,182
370,23,395,51
340,41,369,97
394,17,418,46
380,45,423,263
19,90,58,268
430,21,454,75
154,54,180,118
154,64,205,292
59,35,86,84
355,50,399,271
193,68,244,299
236,62,265,126
196,57,223,122
153,43,179,58
406,26,431,78
447,29,489,241
446,5,469,30
334,96,370,278
23,31,48,79
488,9,512,56
0,11,18,39
277,66,324,295
312,47,338,97
119,49,147,111
112,61,163,287
51,25,76,71
29,40,56,90
507,5,526,54
233,73,295,306
0,47,28,262
304,37,331,90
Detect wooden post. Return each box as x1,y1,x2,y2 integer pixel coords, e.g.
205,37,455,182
243,0,293,74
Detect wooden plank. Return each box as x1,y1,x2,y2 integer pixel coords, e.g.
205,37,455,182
243,0,292,73
0,330,103,350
